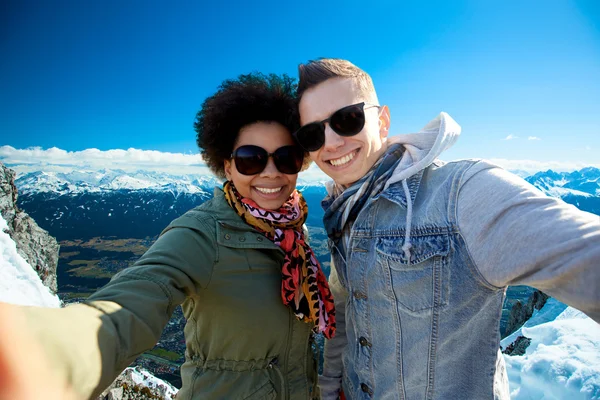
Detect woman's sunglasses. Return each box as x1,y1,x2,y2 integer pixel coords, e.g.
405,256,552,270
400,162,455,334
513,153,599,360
231,145,304,176
293,102,380,152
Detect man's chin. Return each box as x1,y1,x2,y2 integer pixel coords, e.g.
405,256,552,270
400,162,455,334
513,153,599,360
329,171,360,187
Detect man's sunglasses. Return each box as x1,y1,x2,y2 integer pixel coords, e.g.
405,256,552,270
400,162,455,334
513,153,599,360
231,145,304,176
293,102,380,152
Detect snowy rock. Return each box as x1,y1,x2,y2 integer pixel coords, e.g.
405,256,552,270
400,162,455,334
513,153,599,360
0,214,60,307
502,299,600,399
502,335,532,356
98,366,178,400
0,162,59,293
504,290,549,338
14,168,218,196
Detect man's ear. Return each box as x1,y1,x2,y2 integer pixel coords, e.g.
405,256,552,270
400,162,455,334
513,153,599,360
379,105,391,139
224,160,232,180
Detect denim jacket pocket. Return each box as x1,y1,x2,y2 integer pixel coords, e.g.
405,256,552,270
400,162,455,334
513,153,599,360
376,233,450,313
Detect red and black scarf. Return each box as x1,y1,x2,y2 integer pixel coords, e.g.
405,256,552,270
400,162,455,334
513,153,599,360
223,181,336,338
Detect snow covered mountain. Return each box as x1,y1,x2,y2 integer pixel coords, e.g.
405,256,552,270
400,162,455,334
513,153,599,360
12,168,328,241
15,169,220,196
525,167,600,215
16,165,600,198
11,166,600,241
11,169,215,240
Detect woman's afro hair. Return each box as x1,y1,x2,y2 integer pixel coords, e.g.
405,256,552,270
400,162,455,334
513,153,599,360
194,72,305,179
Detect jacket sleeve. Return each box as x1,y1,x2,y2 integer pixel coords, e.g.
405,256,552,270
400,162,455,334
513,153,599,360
22,218,217,399
318,258,349,400
456,161,600,323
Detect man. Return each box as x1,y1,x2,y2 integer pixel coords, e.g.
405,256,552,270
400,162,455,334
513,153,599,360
294,58,600,399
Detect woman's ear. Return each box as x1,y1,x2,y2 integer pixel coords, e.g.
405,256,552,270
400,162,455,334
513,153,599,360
224,159,232,181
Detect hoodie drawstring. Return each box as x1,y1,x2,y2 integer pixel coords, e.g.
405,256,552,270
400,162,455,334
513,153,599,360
401,179,413,262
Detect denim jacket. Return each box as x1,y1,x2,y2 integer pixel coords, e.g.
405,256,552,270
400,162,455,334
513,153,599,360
319,159,600,400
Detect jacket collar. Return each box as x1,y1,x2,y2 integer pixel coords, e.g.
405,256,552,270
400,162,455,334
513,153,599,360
209,187,283,253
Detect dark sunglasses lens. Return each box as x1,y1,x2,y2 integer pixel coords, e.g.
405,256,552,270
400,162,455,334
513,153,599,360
294,123,325,152
273,146,304,174
330,104,365,136
233,145,268,175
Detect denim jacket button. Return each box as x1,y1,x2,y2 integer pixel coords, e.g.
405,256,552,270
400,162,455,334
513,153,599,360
224,234,231,240
361,383,370,393
359,336,369,347
353,290,367,300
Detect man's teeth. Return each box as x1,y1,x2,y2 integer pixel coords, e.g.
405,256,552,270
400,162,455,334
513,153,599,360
255,187,282,194
329,151,355,167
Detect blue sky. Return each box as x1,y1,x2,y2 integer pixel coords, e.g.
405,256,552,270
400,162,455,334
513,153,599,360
1,0,599,172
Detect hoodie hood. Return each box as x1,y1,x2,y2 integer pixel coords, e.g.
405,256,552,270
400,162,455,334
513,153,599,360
384,112,460,190
384,111,460,261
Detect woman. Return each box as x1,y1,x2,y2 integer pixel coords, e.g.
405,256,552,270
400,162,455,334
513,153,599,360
0,73,334,400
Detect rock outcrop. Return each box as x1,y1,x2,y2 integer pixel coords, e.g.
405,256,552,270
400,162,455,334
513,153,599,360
503,289,549,338
502,335,532,356
0,162,58,293
98,367,178,400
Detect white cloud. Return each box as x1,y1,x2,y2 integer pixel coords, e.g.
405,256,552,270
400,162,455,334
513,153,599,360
0,146,211,176
0,146,331,182
504,134,519,140
527,136,541,141
585,146,592,151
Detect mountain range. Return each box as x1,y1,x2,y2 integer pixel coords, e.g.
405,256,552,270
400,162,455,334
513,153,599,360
14,169,328,241
12,166,600,241
525,167,600,214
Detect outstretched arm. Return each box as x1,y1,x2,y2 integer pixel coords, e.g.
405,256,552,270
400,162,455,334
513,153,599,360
457,162,600,322
13,220,216,399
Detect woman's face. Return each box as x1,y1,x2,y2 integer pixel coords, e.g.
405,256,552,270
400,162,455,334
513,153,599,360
224,121,299,210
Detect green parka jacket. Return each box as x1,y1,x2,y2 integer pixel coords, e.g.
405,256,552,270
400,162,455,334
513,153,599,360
24,188,320,399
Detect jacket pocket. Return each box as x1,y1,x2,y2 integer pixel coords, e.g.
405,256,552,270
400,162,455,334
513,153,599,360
377,233,449,313
242,379,277,400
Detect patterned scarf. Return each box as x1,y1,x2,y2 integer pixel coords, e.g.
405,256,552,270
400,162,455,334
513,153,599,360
323,143,405,257
223,181,336,339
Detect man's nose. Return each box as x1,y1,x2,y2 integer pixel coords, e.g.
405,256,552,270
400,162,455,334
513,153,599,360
321,124,344,152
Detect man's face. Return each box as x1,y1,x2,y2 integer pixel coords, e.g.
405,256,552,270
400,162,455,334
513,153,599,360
298,77,390,186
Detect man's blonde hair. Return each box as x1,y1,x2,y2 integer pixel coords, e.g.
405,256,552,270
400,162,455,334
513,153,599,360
297,58,377,102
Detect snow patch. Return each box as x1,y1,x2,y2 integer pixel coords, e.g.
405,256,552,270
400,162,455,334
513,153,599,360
503,299,600,399
0,215,61,307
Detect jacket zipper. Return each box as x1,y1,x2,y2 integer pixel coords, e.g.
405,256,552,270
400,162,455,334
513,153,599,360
307,333,319,399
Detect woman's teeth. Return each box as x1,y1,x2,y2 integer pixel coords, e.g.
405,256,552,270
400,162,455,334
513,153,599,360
255,187,282,194
329,151,356,167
